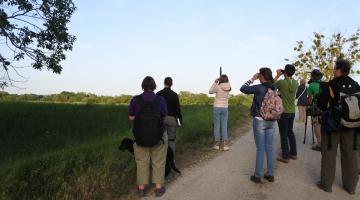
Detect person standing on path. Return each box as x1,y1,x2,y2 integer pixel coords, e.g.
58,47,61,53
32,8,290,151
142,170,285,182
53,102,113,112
157,77,182,154
274,64,299,163
307,69,327,151
296,79,308,123
317,60,360,195
209,74,232,151
240,68,276,183
129,76,168,197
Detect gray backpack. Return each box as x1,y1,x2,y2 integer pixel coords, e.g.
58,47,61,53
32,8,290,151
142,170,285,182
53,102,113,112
339,85,360,128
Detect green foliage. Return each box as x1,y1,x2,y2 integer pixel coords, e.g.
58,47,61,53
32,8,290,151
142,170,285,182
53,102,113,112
0,0,76,87
286,30,360,80
0,102,250,199
0,91,249,106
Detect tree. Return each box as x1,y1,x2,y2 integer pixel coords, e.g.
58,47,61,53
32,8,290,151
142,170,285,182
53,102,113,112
286,30,360,80
0,0,76,88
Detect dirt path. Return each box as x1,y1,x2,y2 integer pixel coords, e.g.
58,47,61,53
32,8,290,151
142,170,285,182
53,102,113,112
145,119,359,200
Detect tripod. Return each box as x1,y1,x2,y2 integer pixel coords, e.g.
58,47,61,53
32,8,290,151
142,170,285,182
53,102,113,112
303,109,315,144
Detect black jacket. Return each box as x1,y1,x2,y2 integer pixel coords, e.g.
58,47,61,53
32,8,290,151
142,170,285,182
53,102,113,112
156,88,182,123
328,76,360,108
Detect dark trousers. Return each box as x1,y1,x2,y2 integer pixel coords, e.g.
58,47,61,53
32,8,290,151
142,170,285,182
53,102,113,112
320,129,359,192
277,113,297,159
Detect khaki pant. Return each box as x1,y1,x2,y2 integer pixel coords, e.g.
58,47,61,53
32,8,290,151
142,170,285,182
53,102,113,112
164,116,178,154
133,133,168,185
298,106,306,123
320,129,359,192
313,116,321,145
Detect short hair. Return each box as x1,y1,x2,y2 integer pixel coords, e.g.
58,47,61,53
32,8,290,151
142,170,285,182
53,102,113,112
335,59,351,75
141,76,156,91
219,74,229,83
284,64,296,77
259,68,274,83
164,77,173,87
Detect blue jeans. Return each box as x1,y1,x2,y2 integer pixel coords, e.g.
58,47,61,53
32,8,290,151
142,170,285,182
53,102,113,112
213,107,229,141
277,113,297,159
253,117,276,177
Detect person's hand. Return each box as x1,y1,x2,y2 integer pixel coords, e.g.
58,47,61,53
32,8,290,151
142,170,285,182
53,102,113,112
215,78,219,83
276,69,283,76
251,73,259,81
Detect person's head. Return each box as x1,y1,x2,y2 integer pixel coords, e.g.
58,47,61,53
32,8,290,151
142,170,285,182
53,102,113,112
164,77,173,88
300,79,306,85
310,69,323,81
141,76,156,91
334,59,351,78
219,74,229,84
284,64,296,77
259,68,274,83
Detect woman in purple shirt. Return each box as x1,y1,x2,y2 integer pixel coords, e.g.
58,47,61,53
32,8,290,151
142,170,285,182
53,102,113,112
128,76,168,197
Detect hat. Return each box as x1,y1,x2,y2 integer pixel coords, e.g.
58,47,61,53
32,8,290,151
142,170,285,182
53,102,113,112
310,69,323,81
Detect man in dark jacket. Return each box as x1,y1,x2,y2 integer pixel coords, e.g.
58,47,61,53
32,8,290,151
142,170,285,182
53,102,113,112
317,59,360,195
157,77,182,154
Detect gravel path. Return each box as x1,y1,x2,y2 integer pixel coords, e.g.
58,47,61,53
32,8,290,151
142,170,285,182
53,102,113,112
145,119,360,200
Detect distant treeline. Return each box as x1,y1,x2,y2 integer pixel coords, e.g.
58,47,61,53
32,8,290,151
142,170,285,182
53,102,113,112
0,91,252,106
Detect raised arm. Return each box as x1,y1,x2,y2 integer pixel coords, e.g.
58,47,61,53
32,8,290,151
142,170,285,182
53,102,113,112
240,73,261,94
209,80,219,94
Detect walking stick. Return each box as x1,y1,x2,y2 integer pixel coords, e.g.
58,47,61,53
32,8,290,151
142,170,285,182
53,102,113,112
220,66,222,77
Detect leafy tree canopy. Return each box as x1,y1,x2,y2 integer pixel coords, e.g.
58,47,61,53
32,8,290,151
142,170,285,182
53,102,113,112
0,0,76,88
286,30,360,80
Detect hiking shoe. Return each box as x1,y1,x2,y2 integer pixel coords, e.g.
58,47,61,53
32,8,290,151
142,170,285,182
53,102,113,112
137,188,146,197
250,175,262,184
213,142,220,150
276,156,290,163
316,182,332,193
155,187,166,197
343,186,356,195
289,155,298,160
312,145,321,152
223,141,230,151
263,174,275,182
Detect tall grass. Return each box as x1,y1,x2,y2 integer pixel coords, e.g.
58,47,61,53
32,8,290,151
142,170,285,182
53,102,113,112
0,102,249,199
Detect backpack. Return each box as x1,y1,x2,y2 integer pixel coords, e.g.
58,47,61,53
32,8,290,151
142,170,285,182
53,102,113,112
133,95,164,147
338,84,360,128
260,88,284,121
316,82,330,111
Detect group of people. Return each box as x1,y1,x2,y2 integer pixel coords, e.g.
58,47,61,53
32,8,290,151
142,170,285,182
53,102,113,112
127,59,360,198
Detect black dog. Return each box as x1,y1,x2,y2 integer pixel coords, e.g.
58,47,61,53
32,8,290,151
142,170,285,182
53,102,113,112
119,138,181,178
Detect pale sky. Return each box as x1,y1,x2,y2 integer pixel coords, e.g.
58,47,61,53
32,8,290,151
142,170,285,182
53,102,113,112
4,0,360,95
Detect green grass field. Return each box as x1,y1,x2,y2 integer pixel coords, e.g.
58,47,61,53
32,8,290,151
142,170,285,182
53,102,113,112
0,102,249,199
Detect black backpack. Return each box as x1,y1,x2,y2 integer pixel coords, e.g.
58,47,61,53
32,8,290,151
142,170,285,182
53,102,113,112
133,95,164,147
316,82,330,111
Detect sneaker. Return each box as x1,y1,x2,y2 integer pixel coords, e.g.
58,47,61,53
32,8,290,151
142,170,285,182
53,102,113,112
223,141,230,151
276,156,290,163
312,145,321,152
213,142,220,150
289,155,298,160
316,181,332,193
263,174,275,182
250,175,262,184
343,186,356,195
155,187,166,197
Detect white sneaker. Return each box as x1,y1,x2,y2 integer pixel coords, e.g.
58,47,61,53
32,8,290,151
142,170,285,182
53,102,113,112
213,145,220,150
213,142,220,150
223,141,230,151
